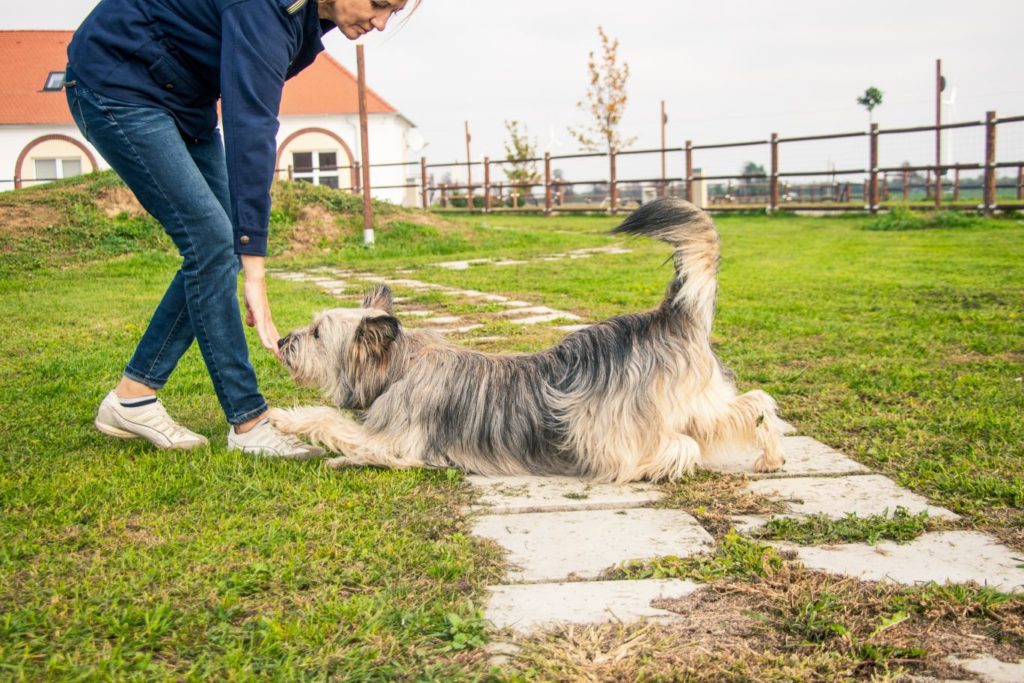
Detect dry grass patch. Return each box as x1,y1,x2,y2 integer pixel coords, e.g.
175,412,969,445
658,471,786,539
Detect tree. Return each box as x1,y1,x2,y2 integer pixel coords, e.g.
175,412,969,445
739,162,767,197
569,26,636,155
857,87,884,125
503,120,541,197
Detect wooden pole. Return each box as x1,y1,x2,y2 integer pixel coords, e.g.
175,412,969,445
935,59,943,208
420,156,428,209
484,157,491,213
660,100,667,197
984,111,997,214
769,132,779,211
356,45,374,245
869,123,879,213
544,152,552,215
465,121,473,210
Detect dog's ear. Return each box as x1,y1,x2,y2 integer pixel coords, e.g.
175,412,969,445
352,314,400,362
361,284,394,314
345,314,401,408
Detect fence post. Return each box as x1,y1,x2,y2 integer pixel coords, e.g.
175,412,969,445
769,133,779,212
1018,164,1023,201
287,164,294,181
609,150,618,215
440,182,447,209
353,161,361,194
869,123,879,213
420,157,428,209
684,140,693,203
544,152,552,216
954,168,961,202
984,111,997,214
484,157,491,213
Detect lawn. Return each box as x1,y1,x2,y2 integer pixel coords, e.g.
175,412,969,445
1,174,1022,680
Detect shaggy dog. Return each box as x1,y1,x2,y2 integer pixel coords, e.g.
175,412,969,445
271,198,785,481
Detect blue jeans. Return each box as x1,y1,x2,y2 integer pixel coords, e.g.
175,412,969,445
66,68,267,425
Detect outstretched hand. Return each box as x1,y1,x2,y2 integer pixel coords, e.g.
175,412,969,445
240,255,281,359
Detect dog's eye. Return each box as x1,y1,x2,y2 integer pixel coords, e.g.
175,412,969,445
312,326,320,339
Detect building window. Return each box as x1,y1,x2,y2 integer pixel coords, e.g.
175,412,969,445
34,157,83,182
43,71,66,91
292,151,340,188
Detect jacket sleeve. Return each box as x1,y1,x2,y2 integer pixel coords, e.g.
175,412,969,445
220,0,298,256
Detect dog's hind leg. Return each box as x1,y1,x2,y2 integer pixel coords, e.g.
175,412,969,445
632,434,702,482
269,407,423,471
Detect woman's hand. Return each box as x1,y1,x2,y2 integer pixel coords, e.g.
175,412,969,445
240,255,281,359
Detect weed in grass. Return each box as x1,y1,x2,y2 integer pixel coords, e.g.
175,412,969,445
611,531,784,582
864,205,984,231
752,506,933,545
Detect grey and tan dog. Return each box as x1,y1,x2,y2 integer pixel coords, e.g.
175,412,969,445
271,198,786,481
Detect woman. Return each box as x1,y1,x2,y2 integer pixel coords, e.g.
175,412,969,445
66,0,411,456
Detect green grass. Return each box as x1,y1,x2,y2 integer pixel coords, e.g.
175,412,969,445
751,508,934,546
1,174,1023,678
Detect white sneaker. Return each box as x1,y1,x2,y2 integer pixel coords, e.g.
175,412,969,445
227,419,323,459
95,390,209,450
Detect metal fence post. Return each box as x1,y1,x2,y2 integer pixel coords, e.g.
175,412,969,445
869,123,879,213
684,140,693,203
420,157,428,209
954,168,961,202
609,150,618,215
544,152,552,215
287,164,294,181
770,133,779,212
484,157,491,213
353,161,361,194
984,111,997,214
1018,164,1023,201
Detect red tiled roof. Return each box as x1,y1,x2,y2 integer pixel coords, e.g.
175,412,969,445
0,30,397,126
0,31,74,125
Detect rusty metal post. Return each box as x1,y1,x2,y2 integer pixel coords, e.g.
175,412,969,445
353,161,361,193
769,133,779,212
609,150,618,214
869,123,879,213
984,111,997,214
544,152,552,215
935,59,943,209
484,157,491,213
356,45,374,244
684,140,693,203
420,157,428,209
440,182,447,209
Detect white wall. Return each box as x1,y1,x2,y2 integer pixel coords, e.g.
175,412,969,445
3,114,419,206
0,124,106,192
276,113,418,206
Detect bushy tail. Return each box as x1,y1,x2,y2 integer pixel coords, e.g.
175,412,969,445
611,198,720,336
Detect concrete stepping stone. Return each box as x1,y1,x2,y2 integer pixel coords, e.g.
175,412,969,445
500,301,532,308
946,654,1024,682
705,436,871,478
467,475,663,514
472,508,713,583
414,315,461,325
486,579,703,633
747,474,959,520
435,259,490,270
774,531,1024,593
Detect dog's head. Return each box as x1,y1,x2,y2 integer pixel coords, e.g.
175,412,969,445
278,284,403,409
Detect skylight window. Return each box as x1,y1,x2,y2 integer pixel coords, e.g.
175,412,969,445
43,71,65,91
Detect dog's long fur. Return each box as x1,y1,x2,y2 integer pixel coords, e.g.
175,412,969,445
272,198,786,481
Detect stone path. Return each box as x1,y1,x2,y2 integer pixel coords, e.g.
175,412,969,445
273,260,1024,681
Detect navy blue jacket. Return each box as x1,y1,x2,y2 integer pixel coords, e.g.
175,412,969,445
68,0,336,256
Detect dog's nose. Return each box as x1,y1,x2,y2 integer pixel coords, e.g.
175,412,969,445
277,334,290,349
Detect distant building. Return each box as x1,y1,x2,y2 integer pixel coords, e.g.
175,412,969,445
0,30,419,205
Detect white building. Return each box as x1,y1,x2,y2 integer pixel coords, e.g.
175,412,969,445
0,30,419,206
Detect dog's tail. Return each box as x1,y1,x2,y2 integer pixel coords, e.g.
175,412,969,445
611,198,720,336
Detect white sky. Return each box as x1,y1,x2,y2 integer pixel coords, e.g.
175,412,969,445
6,0,1024,181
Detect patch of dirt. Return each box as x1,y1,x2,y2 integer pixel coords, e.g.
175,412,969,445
281,205,341,255
96,186,146,218
0,202,64,239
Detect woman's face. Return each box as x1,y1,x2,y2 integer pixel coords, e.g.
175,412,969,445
319,0,409,40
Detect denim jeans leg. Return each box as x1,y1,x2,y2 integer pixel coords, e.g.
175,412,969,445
67,80,267,425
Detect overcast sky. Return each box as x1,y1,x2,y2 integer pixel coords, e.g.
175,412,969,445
7,0,1024,179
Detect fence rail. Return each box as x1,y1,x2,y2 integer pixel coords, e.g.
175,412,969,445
356,110,1023,216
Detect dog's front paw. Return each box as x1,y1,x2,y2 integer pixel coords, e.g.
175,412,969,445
753,453,785,473
325,456,353,470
